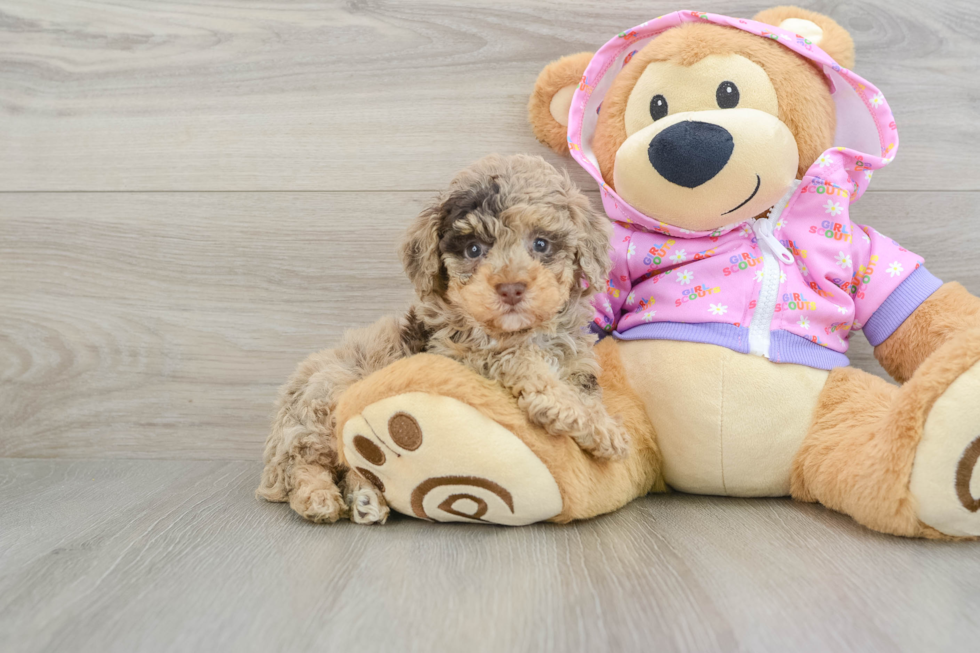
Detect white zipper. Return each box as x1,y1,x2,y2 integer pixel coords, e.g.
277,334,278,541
747,180,799,359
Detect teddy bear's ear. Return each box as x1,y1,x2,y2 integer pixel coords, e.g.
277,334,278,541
753,6,855,70
528,52,594,155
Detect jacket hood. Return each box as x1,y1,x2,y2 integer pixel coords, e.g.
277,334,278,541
567,10,899,238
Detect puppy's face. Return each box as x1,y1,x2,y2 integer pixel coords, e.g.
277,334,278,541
440,202,575,333
402,154,611,335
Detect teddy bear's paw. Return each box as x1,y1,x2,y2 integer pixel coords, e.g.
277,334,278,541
345,482,389,525
341,392,563,525
909,359,980,537
289,484,348,524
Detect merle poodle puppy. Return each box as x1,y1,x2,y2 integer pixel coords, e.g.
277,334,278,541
257,154,628,524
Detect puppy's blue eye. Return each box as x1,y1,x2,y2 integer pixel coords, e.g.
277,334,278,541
464,242,483,259
532,238,549,253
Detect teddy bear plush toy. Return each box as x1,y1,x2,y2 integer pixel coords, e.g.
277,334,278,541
331,6,980,538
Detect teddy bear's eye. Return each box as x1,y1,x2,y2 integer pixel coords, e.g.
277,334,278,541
649,94,669,121
716,81,740,109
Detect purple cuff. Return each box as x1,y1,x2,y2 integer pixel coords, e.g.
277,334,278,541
589,321,610,339
862,267,943,346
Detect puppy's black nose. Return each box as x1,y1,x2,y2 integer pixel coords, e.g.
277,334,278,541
648,121,734,188
496,282,526,306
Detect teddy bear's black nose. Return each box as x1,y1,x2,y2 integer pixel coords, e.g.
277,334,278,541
648,121,734,188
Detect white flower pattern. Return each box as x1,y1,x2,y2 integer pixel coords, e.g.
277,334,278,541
823,200,843,216
709,303,728,316
887,261,904,277
835,252,852,269
676,270,694,285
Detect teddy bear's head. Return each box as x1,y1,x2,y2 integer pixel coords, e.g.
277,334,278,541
530,7,855,232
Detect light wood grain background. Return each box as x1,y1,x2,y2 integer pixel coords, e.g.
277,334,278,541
2,2,979,651
3,0,978,460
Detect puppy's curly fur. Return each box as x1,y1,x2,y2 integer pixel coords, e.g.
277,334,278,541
257,154,628,524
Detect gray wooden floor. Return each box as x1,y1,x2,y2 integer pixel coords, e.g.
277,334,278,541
2,1,979,651
3,459,980,653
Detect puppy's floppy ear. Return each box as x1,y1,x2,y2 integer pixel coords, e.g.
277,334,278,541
528,52,594,155
754,6,855,69
401,199,447,299
562,177,612,295
401,177,503,299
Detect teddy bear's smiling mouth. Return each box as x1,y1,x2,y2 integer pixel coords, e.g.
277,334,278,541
721,174,761,216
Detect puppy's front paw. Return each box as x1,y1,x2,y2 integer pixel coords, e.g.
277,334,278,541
345,482,390,525
581,415,630,460
519,389,590,437
289,484,348,524
519,389,630,460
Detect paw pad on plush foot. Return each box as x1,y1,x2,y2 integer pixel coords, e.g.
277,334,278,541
909,360,980,537
955,437,980,512
342,392,563,525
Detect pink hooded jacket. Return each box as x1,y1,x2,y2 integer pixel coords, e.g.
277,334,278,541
571,11,941,370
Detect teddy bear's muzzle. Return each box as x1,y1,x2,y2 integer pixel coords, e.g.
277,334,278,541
612,108,799,231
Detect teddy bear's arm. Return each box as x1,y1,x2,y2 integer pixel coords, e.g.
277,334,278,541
528,52,593,154
873,282,980,383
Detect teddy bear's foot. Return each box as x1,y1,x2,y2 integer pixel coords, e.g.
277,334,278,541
909,357,980,537
341,391,563,525
344,475,390,525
